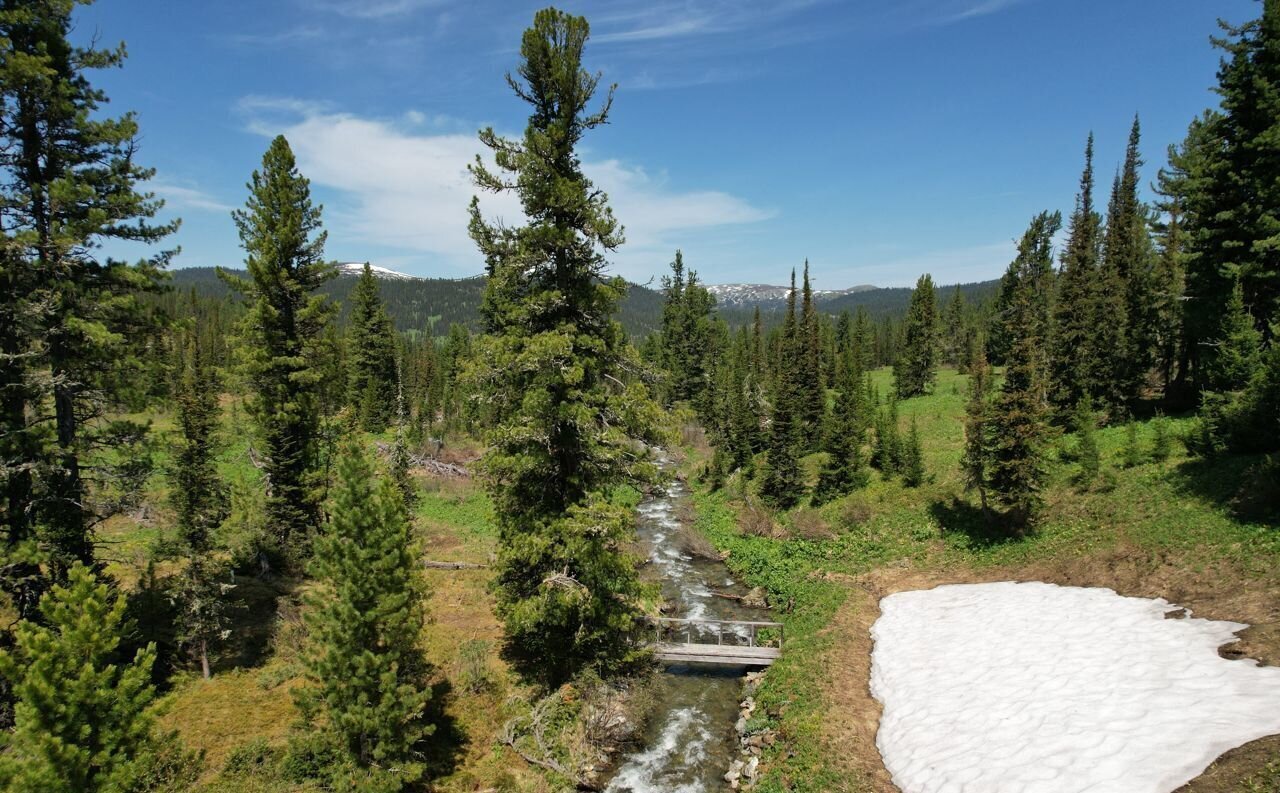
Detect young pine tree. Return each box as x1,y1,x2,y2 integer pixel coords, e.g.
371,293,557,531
901,416,927,488
0,563,165,792
987,212,1060,529
296,443,432,787
894,274,939,398
1073,396,1101,487
347,263,399,433
1122,423,1144,469
221,136,336,570
466,9,663,684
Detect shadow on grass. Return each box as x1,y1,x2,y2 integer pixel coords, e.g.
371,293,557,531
1169,454,1279,526
929,497,1025,550
124,570,295,687
420,678,468,780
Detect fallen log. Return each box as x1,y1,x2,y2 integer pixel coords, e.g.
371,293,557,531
372,441,470,478
423,560,488,570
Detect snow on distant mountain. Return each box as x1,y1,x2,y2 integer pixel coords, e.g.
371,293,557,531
704,282,878,308
335,262,420,281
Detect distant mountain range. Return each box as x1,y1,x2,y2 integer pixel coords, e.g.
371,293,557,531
169,265,1000,336
705,282,878,309
334,261,420,281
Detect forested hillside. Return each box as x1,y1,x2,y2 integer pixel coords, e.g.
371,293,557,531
170,266,668,338
170,265,999,339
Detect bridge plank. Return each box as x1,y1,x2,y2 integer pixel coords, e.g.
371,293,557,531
655,642,780,667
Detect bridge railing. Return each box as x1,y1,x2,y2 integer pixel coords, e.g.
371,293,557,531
651,617,784,650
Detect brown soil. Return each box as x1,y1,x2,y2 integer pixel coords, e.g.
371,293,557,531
817,544,1280,792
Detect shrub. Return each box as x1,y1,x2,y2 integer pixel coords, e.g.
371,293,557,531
222,738,282,778
457,639,492,694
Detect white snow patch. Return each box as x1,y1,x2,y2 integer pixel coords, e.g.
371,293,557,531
870,581,1280,793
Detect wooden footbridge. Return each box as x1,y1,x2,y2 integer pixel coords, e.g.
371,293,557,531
652,617,783,667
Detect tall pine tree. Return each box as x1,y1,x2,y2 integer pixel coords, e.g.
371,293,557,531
1183,2,1280,385
466,8,663,684
1050,135,1104,414
221,136,336,570
798,260,825,444
759,270,804,509
0,0,174,581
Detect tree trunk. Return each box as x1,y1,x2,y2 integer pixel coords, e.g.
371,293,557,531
200,639,211,680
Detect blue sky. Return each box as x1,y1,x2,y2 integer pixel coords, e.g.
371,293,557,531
78,0,1255,288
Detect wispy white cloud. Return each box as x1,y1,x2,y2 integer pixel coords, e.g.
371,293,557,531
151,180,236,214
301,0,449,20
591,0,828,46
223,25,326,47
952,0,1024,21
237,99,773,279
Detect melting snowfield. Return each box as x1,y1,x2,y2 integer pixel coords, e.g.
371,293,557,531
870,582,1280,793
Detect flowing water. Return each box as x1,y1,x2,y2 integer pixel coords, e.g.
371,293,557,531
603,461,767,793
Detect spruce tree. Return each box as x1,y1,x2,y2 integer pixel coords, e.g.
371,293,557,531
170,330,230,679
296,443,430,787
1099,117,1158,406
1050,135,1104,413
988,213,1060,529
961,345,994,511
1152,120,1207,393
759,271,804,509
1205,277,1262,392
943,287,966,365
895,274,939,398
466,8,662,684
798,260,825,443
659,252,717,416
347,263,399,433
0,0,174,580
221,136,336,570
0,563,164,791
1183,2,1280,384
813,334,868,503
872,396,903,476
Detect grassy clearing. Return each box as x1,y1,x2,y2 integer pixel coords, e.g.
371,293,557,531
91,395,562,791
686,366,1280,792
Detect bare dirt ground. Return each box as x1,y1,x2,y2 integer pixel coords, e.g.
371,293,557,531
816,545,1280,793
